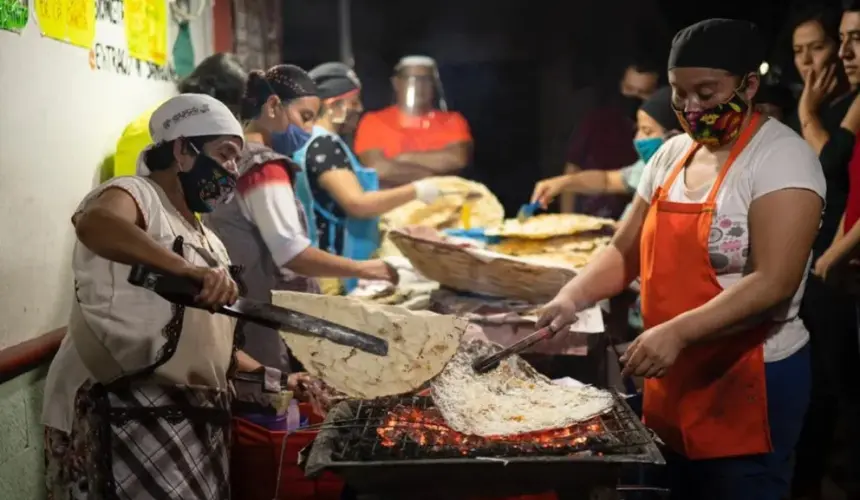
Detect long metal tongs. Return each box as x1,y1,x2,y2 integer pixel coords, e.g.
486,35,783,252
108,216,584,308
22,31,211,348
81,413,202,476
472,326,556,373
127,264,389,356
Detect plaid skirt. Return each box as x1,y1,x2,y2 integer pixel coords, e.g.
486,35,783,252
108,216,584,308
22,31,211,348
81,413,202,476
46,382,231,500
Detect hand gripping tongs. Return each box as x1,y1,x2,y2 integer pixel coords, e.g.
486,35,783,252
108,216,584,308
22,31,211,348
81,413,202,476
127,264,389,356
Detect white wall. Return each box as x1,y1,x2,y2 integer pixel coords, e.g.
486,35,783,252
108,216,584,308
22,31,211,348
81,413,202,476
0,3,215,349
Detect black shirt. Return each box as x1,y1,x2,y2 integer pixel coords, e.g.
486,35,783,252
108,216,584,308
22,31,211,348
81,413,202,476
304,135,352,254
787,90,858,257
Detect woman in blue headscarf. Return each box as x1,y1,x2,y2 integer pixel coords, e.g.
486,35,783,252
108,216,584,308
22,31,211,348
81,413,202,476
531,86,681,219
294,62,442,293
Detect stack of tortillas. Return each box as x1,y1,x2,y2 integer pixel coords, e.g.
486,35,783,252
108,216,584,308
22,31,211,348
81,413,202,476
273,291,468,399
486,213,615,239
378,176,503,258
380,176,504,231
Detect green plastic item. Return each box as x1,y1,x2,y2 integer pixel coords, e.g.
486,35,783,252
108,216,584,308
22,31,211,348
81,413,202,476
0,0,28,32
172,22,195,78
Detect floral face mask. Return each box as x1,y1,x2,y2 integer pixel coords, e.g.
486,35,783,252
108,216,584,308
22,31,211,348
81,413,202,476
673,80,750,148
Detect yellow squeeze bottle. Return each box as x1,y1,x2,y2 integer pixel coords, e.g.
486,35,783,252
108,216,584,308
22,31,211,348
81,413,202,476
461,200,473,230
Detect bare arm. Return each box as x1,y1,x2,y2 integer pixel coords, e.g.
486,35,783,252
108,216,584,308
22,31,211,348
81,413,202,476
319,169,417,218
395,142,471,174
556,195,649,306
835,212,847,245
235,350,263,371
559,163,579,213
359,149,435,186
671,189,822,344
74,188,192,276
822,211,860,267
799,106,830,154
568,170,627,194
285,246,392,281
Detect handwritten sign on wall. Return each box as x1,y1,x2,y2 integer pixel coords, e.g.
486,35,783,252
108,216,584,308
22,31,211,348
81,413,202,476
124,0,167,66
34,0,96,48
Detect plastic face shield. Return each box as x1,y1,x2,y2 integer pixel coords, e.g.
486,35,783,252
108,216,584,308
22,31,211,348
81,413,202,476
397,69,448,114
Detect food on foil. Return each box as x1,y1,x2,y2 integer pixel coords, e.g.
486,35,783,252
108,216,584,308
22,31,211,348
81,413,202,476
431,338,614,436
381,176,504,231
486,214,615,240
273,291,468,399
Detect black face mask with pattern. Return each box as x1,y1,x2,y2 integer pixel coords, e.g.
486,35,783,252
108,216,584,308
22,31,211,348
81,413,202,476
178,143,237,213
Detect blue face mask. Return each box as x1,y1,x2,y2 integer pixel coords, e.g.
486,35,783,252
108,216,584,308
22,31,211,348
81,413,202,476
271,124,311,157
633,136,664,163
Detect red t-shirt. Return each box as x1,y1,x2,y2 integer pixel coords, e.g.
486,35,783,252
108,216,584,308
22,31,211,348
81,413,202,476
354,105,472,159
845,132,860,231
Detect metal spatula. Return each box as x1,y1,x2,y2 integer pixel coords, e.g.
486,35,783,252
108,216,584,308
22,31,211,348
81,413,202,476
127,265,389,356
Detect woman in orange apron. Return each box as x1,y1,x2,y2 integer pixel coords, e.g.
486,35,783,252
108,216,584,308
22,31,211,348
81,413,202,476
538,20,826,500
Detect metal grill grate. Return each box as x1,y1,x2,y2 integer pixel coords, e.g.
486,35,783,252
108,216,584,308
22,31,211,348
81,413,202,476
332,392,652,462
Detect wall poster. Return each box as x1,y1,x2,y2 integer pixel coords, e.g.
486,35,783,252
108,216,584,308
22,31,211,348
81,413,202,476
34,0,96,48
124,0,168,65
0,0,28,32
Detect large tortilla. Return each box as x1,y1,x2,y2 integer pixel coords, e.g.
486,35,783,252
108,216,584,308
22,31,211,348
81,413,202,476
273,291,468,399
486,214,615,240
380,176,504,231
431,338,614,436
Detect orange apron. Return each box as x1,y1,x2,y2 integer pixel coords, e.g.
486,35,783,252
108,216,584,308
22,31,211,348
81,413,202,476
639,112,774,460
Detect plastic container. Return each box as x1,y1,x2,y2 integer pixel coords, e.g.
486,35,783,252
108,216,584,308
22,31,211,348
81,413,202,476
231,403,343,500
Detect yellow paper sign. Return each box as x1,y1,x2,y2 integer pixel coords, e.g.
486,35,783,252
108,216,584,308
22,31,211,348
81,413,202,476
125,0,168,66
34,0,95,48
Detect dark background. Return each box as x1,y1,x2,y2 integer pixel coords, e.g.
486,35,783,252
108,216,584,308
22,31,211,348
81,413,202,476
282,0,844,214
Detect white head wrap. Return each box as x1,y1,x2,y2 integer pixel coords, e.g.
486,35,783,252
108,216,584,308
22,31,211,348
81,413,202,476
136,94,245,175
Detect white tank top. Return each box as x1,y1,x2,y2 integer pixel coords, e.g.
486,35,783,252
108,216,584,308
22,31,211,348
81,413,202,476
42,176,236,432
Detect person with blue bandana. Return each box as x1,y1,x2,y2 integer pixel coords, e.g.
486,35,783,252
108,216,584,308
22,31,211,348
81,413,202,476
294,62,442,294
531,86,681,220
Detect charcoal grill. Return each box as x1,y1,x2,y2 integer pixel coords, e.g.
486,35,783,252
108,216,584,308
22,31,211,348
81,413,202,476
302,392,665,499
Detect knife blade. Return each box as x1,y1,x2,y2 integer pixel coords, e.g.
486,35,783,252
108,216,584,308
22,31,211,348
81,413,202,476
127,264,388,356
472,326,556,374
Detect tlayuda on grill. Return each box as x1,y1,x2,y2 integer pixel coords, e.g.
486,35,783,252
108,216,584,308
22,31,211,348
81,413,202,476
273,291,613,437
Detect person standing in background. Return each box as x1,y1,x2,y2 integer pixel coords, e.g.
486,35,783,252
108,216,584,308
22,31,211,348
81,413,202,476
560,57,661,218
790,4,860,498
109,53,248,181
354,55,473,187
531,86,681,221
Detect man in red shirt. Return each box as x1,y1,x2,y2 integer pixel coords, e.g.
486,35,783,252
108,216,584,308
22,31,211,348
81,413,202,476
354,55,473,187
561,59,660,218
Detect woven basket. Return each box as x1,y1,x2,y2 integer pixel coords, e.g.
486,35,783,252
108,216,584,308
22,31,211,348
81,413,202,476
388,230,576,303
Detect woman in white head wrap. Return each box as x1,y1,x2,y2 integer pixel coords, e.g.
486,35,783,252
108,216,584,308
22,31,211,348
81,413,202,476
43,94,245,499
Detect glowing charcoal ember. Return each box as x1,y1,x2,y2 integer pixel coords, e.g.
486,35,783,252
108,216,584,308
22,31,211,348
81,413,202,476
375,404,604,452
